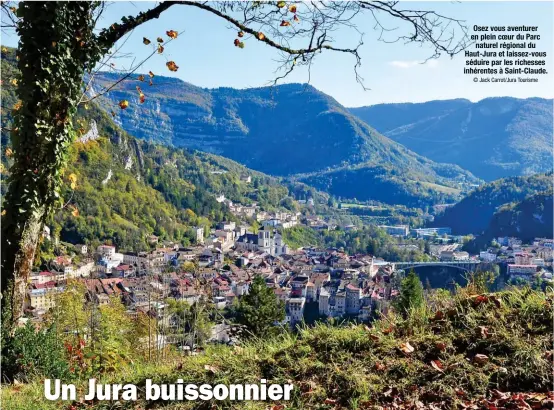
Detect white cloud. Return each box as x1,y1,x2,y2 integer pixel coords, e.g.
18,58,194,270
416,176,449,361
388,59,439,69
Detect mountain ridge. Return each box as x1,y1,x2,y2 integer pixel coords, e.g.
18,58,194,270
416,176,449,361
350,97,553,181
89,71,480,207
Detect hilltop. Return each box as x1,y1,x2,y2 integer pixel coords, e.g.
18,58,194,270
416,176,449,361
350,97,553,181
89,71,479,207
432,173,552,235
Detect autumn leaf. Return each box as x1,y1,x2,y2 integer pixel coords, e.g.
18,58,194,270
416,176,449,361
9,6,16,13
166,61,179,72
238,42,245,49
143,37,151,45
10,78,17,86
324,398,337,405
166,30,178,39
68,173,78,190
136,85,142,93
139,93,146,104
434,311,444,320
5,148,13,157
13,101,22,111
234,39,240,46
430,360,444,372
157,37,164,43
280,20,291,27
204,364,219,374
399,342,415,354
435,341,447,351
293,14,299,22
148,71,155,78
374,362,386,371
238,31,244,38
118,100,129,109
473,354,489,364
277,1,286,8
257,32,265,40
157,45,164,54
70,206,79,217
1,47,7,53
138,74,145,82
479,326,489,338
289,4,297,12
1,209,6,216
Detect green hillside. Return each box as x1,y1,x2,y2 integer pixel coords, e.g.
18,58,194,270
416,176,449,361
432,173,552,235
3,286,552,409
0,47,318,251
89,71,480,207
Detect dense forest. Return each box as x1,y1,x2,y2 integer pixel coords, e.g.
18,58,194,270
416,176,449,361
433,173,552,235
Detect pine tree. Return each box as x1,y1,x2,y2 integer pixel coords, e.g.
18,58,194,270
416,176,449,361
396,270,425,316
236,275,285,338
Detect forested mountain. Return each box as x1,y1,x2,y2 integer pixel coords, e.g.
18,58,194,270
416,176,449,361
350,97,553,181
0,48,318,251
89,71,479,207
432,174,551,235
465,189,553,252
486,191,553,242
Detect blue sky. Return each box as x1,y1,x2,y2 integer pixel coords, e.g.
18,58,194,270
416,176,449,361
2,1,552,107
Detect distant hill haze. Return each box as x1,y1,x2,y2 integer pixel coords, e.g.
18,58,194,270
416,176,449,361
92,72,479,207
350,97,553,181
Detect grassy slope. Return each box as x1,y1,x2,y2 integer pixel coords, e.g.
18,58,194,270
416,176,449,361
3,287,552,409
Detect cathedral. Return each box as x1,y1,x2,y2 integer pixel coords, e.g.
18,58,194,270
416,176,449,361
235,226,288,256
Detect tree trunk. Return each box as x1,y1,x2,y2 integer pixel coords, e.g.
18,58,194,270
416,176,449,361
1,2,97,331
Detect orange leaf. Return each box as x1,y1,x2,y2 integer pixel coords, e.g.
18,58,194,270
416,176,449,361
139,93,146,104
238,31,244,38
157,45,164,54
5,148,13,157
70,206,79,217
148,71,155,78
166,61,179,72
138,74,145,82
157,37,164,43
257,32,265,40
280,20,291,27
430,360,444,372
118,100,129,109
10,78,18,86
399,342,415,354
288,4,297,12
435,341,447,351
374,362,386,371
143,37,151,45
166,30,178,39
234,39,240,46
136,85,142,93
